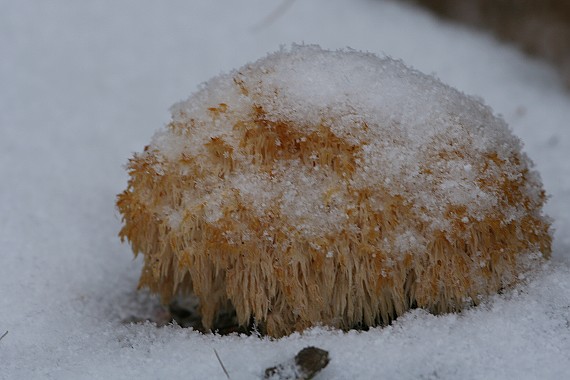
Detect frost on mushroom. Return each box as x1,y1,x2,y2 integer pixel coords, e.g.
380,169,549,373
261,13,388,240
117,45,551,337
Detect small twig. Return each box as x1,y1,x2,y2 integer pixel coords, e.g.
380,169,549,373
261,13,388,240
0,331,8,342
252,0,296,31
214,348,231,379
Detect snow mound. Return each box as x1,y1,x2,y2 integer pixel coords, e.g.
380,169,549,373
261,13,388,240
117,44,551,337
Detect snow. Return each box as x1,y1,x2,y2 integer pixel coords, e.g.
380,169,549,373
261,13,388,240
1,0,570,379
160,45,542,238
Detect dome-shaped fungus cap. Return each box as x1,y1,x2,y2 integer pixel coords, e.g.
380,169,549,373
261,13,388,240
117,45,551,337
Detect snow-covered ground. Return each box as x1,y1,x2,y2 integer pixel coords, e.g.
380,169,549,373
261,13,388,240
1,0,569,379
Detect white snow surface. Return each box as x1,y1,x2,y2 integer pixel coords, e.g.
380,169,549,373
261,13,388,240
2,1,570,379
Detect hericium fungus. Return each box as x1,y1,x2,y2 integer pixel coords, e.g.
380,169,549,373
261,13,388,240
117,45,551,337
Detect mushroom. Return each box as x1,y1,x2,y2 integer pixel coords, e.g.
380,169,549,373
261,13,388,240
117,45,551,337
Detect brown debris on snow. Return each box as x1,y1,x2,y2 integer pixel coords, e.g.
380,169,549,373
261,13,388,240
264,346,330,380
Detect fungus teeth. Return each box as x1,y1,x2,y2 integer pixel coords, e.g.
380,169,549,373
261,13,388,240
117,44,551,337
